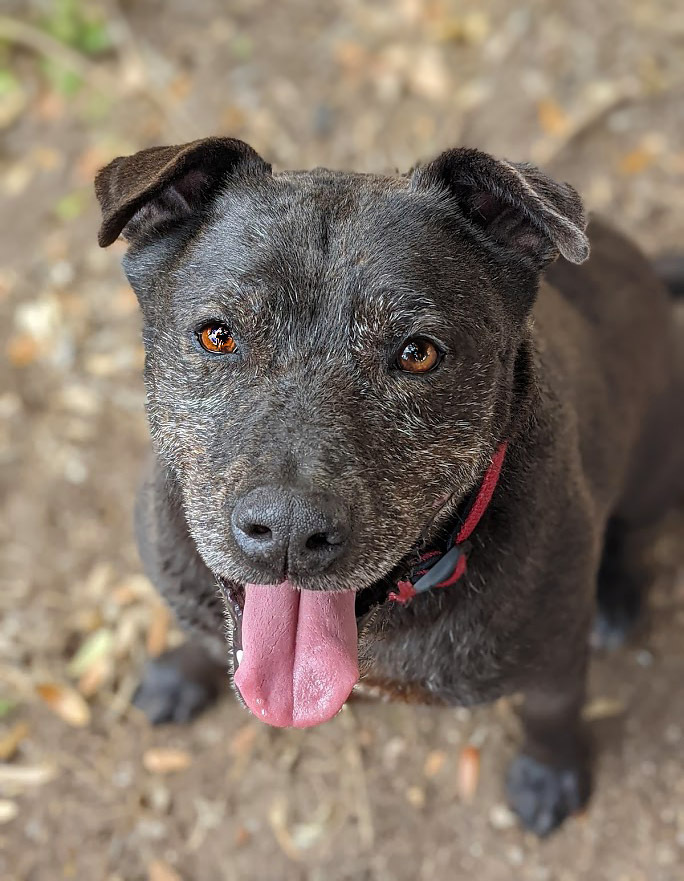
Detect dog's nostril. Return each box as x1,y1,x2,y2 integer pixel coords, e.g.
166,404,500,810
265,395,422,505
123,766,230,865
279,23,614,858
305,531,336,551
245,523,272,539
232,488,349,575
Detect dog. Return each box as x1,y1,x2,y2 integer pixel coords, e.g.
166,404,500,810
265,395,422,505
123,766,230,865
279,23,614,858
94,138,684,836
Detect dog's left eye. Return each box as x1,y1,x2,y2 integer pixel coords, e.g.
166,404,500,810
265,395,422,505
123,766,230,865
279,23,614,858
197,322,237,354
396,337,442,374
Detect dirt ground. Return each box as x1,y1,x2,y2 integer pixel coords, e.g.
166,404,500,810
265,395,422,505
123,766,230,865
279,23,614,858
1,2,683,879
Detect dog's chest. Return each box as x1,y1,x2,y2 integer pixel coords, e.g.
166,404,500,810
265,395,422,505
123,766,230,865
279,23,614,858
356,596,513,707
352,675,444,705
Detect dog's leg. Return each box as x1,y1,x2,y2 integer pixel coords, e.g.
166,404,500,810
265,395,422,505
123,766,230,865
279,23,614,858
133,641,228,725
132,461,231,724
593,516,653,650
506,662,591,837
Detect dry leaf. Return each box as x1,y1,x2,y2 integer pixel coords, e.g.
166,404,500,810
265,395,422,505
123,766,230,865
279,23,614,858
77,656,113,698
229,723,259,781
411,49,448,100
112,583,139,606
333,41,367,72
112,285,139,317
2,163,33,197
234,824,251,847
268,796,302,861
167,74,192,102
582,697,626,721
290,814,330,851
406,785,425,808
114,606,149,657
457,745,480,802
146,603,171,658
35,90,65,122
74,147,110,184
36,683,91,728
537,98,571,136
435,12,490,45
0,79,27,130
220,105,247,130
489,802,516,830
0,721,29,761
73,608,104,633
267,798,334,860
0,799,19,825
618,147,654,176
229,724,258,760
31,146,62,172
147,859,183,881
6,334,38,367
67,628,114,678
423,749,446,778
0,763,57,788
143,748,192,775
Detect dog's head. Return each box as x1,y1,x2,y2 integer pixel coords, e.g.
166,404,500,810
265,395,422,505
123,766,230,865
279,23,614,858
96,137,588,726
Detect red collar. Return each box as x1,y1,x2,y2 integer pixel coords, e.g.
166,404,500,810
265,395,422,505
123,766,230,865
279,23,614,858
388,441,508,604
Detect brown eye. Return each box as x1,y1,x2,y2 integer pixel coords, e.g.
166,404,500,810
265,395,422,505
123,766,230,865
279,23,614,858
198,323,237,354
396,337,441,374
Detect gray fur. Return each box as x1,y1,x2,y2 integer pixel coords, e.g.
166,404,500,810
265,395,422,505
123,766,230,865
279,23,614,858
95,140,684,836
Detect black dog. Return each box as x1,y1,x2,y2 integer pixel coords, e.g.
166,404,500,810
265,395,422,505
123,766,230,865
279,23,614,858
95,138,684,835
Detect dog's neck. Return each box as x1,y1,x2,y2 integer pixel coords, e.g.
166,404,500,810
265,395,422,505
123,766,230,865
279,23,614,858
378,333,539,602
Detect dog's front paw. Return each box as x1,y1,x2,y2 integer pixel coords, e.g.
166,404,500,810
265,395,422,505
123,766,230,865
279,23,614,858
506,754,590,836
591,607,636,650
133,645,224,725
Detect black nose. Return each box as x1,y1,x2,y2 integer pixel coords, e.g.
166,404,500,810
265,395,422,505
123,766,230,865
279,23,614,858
231,487,350,578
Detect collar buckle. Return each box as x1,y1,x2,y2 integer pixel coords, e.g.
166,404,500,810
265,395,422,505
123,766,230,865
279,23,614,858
387,440,508,606
412,542,467,593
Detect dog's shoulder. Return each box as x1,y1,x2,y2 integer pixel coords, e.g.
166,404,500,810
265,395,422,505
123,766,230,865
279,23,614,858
543,216,668,320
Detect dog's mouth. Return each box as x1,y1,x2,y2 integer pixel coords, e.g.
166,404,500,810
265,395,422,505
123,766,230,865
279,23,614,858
217,578,361,729
215,506,453,729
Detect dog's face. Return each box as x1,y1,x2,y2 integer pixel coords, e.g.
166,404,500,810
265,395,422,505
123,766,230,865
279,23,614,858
130,172,516,592
96,139,588,596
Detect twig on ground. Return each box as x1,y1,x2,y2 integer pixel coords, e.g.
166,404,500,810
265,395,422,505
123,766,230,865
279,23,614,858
339,705,376,851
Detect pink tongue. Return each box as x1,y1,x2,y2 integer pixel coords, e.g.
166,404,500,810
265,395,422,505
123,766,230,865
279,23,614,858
234,582,358,728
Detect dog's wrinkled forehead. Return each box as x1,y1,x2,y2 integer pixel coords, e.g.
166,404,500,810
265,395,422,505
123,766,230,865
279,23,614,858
98,138,589,338
170,170,477,341
204,170,430,263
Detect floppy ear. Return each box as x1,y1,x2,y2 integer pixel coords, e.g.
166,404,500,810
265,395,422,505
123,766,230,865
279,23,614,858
411,148,589,267
94,137,271,248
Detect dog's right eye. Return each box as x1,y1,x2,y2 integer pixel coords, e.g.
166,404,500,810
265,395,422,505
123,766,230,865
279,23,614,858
395,337,442,374
197,322,237,355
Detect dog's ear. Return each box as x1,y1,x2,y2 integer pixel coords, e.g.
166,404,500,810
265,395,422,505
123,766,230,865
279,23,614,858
411,148,589,267
95,137,271,248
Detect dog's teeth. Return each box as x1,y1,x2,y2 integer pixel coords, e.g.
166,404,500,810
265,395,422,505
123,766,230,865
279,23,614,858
236,649,243,665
